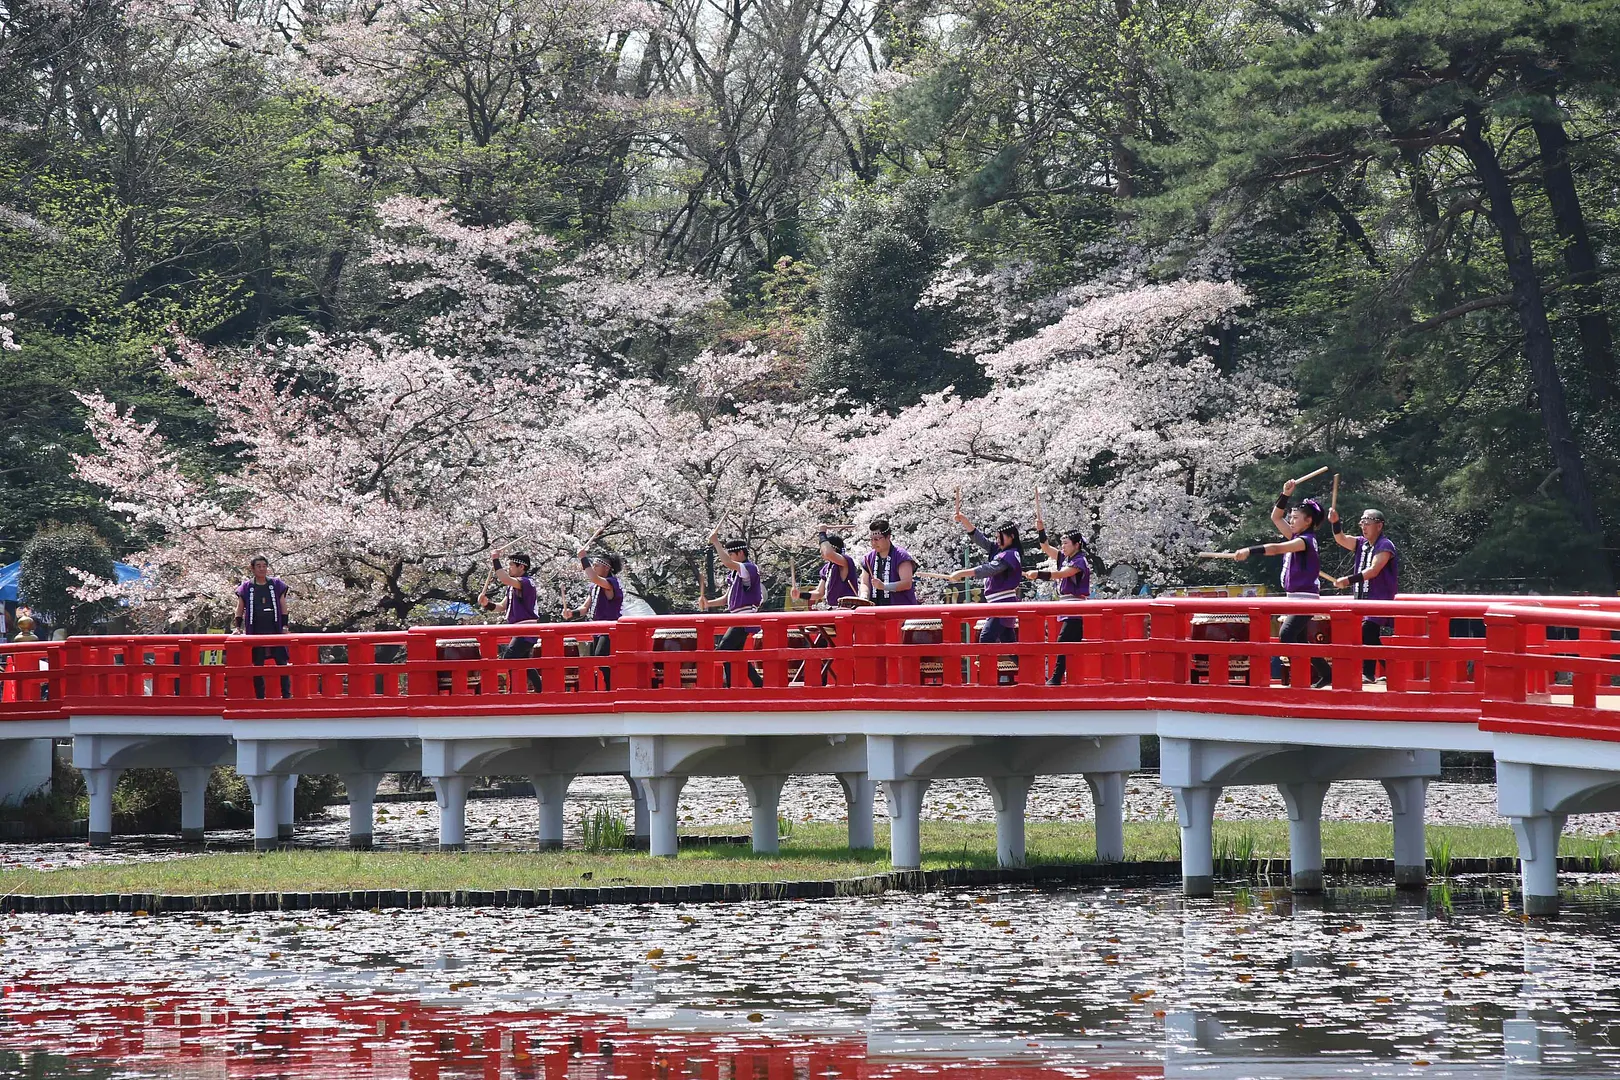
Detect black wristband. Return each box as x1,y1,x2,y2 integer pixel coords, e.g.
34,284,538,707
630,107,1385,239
579,556,592,570
1036,528,1048,546
1348,571,1365,584
1247,545,1266,559
1036,570,1053,581
1332,520,1343,534
492,555,503,570
1274,493,1290,511
233,615,244,629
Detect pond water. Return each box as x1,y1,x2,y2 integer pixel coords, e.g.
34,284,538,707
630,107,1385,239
3,883,1619,1079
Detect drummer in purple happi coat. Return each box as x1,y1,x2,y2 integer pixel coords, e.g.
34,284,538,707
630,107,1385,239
1024,506,1089,685
804,528,858,608
1233,477,1330,687
944,499,1023,645
860,519,918,606
1328,506,1399,682
698,528,764,688
563,546,623,689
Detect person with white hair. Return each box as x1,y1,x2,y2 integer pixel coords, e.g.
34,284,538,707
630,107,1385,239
1329,506,1400,682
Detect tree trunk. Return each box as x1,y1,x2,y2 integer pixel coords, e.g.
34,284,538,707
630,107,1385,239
1532,114,1617,403
1457,111,1608,568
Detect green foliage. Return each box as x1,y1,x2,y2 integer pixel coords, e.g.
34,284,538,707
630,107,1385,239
19,523,115,635
87,767,334,834
810,181,980,408
581,807,628,852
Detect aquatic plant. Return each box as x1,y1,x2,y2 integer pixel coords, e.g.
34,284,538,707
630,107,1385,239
582,808,628,853
1215,831,1259,878
1428,835,1454,880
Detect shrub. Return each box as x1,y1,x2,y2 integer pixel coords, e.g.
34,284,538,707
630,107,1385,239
19,523,116,635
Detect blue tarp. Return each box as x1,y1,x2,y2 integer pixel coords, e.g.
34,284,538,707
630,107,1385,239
0,561,144,603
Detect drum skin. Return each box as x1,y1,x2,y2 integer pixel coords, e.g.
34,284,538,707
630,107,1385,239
1189,613,1331,684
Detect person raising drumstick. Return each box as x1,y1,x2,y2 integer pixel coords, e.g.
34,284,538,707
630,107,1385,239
803,526,859,609
698,527,765,689
1328,505,1399,683
562,535,622,690
1232,477,1331,688
941,492,1023,645
1025,496,1089,686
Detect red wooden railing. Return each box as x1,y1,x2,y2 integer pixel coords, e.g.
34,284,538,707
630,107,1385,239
2,596,1618,734
1482,604,1620,743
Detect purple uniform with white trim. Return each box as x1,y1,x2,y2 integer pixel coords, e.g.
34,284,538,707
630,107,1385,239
504,576,539,623
590,574,623,622
967,529,1022,601
727,561,762,612
1057,551,1090,599
864,546,918,606
819,555,857,607
236,577,289,634
1280,533,1320,595
1354,536,1399,627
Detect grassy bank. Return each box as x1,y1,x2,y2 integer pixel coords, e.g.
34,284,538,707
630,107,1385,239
0,820,1571,896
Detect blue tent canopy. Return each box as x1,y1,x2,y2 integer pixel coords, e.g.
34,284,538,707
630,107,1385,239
0,561,144,603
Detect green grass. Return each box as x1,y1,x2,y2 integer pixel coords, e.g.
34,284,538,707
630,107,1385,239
0,820,1573,897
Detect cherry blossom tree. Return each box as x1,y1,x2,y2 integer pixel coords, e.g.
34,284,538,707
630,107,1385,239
0,283,18,352
842,279,1289,590
69,198,760,628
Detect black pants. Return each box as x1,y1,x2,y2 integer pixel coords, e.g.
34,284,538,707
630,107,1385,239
251,644,291,699
502,636,543,693
590,633,612,690
1050,617,1085,684
979,615,1018,681
1274,615,1331,686
1363,620,1386,681
979,616,1019,644
716,625,763,688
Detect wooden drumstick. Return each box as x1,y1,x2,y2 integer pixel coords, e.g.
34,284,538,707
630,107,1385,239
1290,466,1330,487
1331,474,1340,513
1195,551,1239,560
1319,570,1342,588
915,570,958,580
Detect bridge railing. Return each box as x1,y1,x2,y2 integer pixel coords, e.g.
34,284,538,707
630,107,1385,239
1482,604,1620,743
405,621,619,715
6,594,1620,724
0,641,66,720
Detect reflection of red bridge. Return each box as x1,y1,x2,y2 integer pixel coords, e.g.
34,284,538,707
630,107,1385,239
0,983,1154,1080
2,597,1619,912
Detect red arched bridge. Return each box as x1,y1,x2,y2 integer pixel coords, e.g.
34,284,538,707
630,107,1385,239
3,595,1617,913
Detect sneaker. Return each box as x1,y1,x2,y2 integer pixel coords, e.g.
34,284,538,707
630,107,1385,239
1311,675,1332,689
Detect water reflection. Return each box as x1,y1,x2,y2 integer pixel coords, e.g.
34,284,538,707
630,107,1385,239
2,884,1619,1079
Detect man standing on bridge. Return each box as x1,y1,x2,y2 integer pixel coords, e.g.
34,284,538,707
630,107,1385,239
802,528,858,609
860,519,918,606
699,530,764,688
233,556,291,700
562,547,622,690
1329,507,1399,683
480,548,542,692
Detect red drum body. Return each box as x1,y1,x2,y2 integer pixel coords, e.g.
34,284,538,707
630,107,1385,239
902,619,946,686
1190,613,1331,684
651,628,699,690
435,638,482,694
